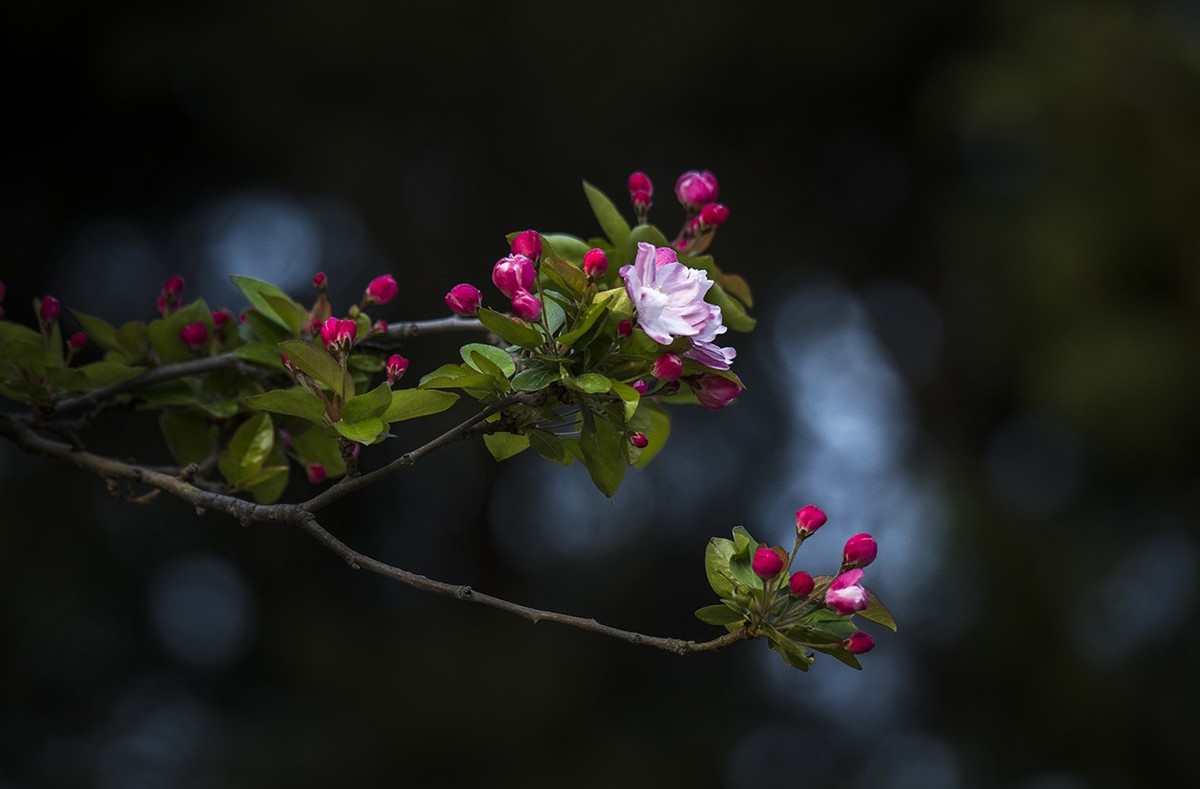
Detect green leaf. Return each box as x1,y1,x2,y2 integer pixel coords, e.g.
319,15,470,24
69,310,120,353
629,402,670,469
511,366,558,392
609,380,640,421
115,321,149,360
0,321,43,348
231,275,307,334
578,416,626,497
342,381,393,422
483,431,530,460
557,302,607,347
218,412,275,486
705,537,737,598
279,339,355,399
527,429,570,464
244,387,328,422
541,233,592,262
80,361,146,387
680,256,756,332
233,342,287,369
461,342,516,378
695,604,747,626
629,223,671,249
383,389,459,422
477,308,543,349
246,447,289,504
858,589,898,632
334,416,387,445
242,309,294,346
574,373,611,394
147,300,213,363
290,424,347,477
159,411,218,467
540,254,588,297
583,181,631,254
766,631,815,671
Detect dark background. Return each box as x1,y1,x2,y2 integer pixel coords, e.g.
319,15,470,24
3,2,1199,787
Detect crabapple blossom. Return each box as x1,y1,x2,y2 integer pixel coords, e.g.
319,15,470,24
364,274,398,305
386,354,409,383
582,248,608,278
675,170,719,209
629,432,649,448
510,229,542,260
788,571,815,598
445,283,482,316
510,289,541,321
39,295,60,324
492,254,536,299
752,546,787,580
842,533,878,569
319,317,357,351
795,504,827,536
652,353,683,381
690,375,741,410
843,632,875,654
825,569,869,616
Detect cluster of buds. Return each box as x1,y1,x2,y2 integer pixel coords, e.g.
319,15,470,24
627,170,730,256
627,171,653,222
748,505,881,656
319,316,357,356
157,275,185,316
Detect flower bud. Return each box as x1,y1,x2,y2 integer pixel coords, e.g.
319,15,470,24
364,274,399,306
306,463,327,484
582,248,608,278
698,202,730,229
795,504,827,536
373,319,388,335
843,631,875,654
510,229,542,260
630,379,648,395
842,533,878,569
211,309,233,327
510,289,542,321
312,272,327,290
162,275,185,297
180,321,208,350
691,374,742,410
492,254,536,299
652,353,683,381
631,189,652,213
617,319,633,339
674,169,719,210
630,432,649,448
386,353,409,383
68,331,87,352
319,316,357,351
788,571,814,598
158,276,185,316
39,295,60,324
627,171,653,198
825,569,869,616
445,283,483,316
752,546,787,580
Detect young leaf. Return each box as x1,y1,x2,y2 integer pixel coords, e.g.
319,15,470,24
705,537,737,598
583,181,631,255
858,589,898,632
218,413,275,486
279,339,354,399
334,417,387,445
68,310,120,353
147,300,213,363
578,417,627,497
383,389,459,422
231,275,307,334
159,410,218,467
541,233,591,262
483,431,530,461
245,387,328,422
476,308,543,349
695,604,746,626
461,342,516,378
290,424,347,477
511,366,557,392
540,254,588,297
342,382,393,422
629,402,670,469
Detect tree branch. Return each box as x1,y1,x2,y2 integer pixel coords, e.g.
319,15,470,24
0,411,749,656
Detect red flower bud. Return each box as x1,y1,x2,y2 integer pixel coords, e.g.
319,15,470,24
795,504,827,536
386,353,409,383
630,432,649,448
627,171,653,198
752,546,787,580
319,317,357,351
631,379,648,395
510,289,541,321
617,319,633,339
674,170,719,210
788,571,814,598
39,295,60,324
68,331,87,352
842,533,878,569
691,374,741,410
631,189,652,213
652,353,683,382
179,321,208,350
492,254,536,299
582,248,608,278
364,274,399,306
445,283,483,316
306,463,327,484
843,631,875,654
211,309,233,327
312,272,327,290
162,275,185,297
698,202,730,229
510,229,542,260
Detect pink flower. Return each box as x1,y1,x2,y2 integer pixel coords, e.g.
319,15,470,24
699,203,730,229
652,353,683,381
313,272,327,290
691,374,742,410
583,248,608,278
825,569,869,616
510,229,542,260
752,546,786,580
306,463,327,484
510,289,542,321
319,317,357,351
795,504,827,536
627,171,653,198
492,254,536,299
842,533,878,569
789,571,814,598
445,283,483,316
180,321,208,350
386,353,409,383
843,632,875,654
39,295,60,324
619,242,726,349
364,274,399,305
629,432,649,448
675,170,719,209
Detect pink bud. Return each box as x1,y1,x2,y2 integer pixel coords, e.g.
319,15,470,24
510,289,542,322
631,189,652,213
653,353,683,381
319,317,357,351
492,254,536,299
843,631,875,654
699,202,730,229
627,171,653,198
825,569,869,616
312,272,327,290
617,319,633,339
582,248,608,278
630,379,648,395
842,533,878,569
445,283,483,316
39,295,60,323
386,353,409,382
162,275,185,297
510,229,542,260
630,432,649,448
788,571,814,598
68,331,87,352
752,546,786,580
212,309,233,327
674,170,719,209
373,320,388,334
691,374,742,410
795,504,827,536
365,274,399,305
306,463,327,484
180,321,208,350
